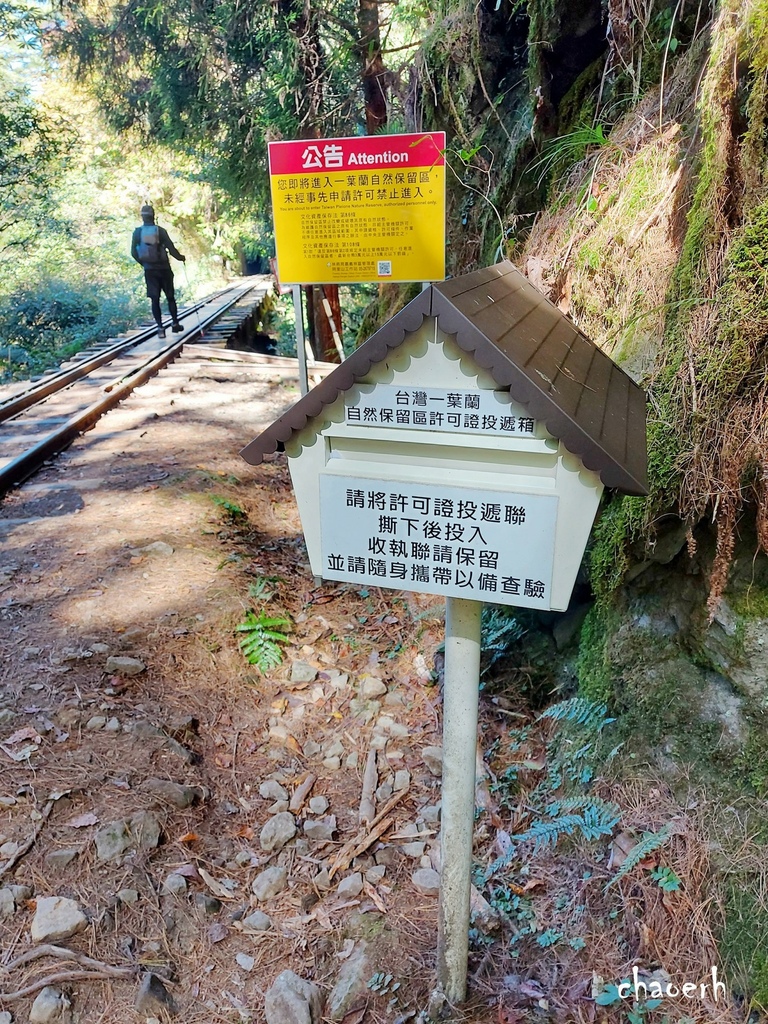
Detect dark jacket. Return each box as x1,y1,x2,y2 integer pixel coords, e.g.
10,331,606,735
131,224,184,270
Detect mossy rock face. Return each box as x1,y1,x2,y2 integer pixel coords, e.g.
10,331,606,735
575,520,768,790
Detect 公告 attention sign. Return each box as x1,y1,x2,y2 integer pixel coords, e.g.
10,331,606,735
268,132,446,285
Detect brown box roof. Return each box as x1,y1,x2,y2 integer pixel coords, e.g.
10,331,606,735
240,261,648,495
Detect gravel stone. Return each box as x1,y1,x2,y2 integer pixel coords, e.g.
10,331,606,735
135,973,176,1016
327,941,369,1020
336,872,363,898
259,812,296,852
251,865,288,901
359,675,387,699
144,778,199,809
193,893,222,915
412,867,441,895
95,820,132,862
105,656,146,676
30,987,71,1024
242,909,272,931
290,660,317,684
313,869,332,890
162,873,188,895
264,970,322,1024
259,780,289,802
421,746,443,776
421,803,441,824
45,848,80,872
402,841,426,858
303,815,336,843
30,896,88,943
0,888,15,919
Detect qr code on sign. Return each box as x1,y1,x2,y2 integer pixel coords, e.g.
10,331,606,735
377,260,392,277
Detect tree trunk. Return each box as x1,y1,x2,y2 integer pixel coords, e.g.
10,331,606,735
358,0,388,133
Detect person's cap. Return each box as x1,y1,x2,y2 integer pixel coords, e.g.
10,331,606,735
140,204,154,217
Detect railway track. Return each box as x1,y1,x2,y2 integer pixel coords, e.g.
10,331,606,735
0,279,271,496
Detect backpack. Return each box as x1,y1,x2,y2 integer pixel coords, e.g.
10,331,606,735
136,224,163,264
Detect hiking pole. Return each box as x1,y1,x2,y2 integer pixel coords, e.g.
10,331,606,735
181,261,204,339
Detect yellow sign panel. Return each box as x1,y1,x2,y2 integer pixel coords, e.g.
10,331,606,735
269,133,446,285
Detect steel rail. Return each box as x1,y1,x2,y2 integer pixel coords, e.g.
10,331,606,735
0,282,260,492
0,284,242,423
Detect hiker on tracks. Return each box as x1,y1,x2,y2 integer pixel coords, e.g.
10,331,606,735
131,205,186,338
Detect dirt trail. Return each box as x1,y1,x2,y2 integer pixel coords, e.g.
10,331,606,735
0,346,451,1023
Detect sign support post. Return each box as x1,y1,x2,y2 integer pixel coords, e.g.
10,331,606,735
292,285,309,397
436,596,482,1006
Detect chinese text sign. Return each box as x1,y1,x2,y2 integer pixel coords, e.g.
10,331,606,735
269,133,446,285
320,476,558,609
345,385,538,437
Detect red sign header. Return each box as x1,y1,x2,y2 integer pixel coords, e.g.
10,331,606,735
268,132,445,176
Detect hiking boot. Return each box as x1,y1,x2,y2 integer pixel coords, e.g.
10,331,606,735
157,327,166,339
171,322,183,333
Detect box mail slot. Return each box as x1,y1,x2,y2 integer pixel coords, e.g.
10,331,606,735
326,435,559,480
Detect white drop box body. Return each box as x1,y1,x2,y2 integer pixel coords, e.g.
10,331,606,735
242,261,647,614
285,320,603,612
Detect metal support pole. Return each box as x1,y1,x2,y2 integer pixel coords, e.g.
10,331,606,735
436,597,482,1007
292,285,309,396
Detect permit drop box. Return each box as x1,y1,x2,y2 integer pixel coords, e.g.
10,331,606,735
241,262,648,612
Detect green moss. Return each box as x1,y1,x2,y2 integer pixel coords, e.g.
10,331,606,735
719,865,768,1001
586,496,646,599
555,59,603,135
356,282,421,345
576,604,615,704
731,585,768,618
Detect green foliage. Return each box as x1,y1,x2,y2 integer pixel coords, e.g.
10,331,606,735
0,277,141,380
248,576,280,602
480,605,525,677
606,824,672,888
367,970,403,1011
650,865,681,891
367,972,401,997
50,0,425,206
487,701,621,878
212,496,248,523
507,798,620,855
538,696,614,730
536,698,619,792
576,600,622,705
528,123,609,188
586,496,645,599
0,76,74,254
236,609,291,672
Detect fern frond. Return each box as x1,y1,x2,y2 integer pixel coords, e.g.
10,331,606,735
546,795,621,820
511,814,586,852
236,610,291,672
484,843,517,880
606,824,673,888
579,804,621,840
538,697,613,730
